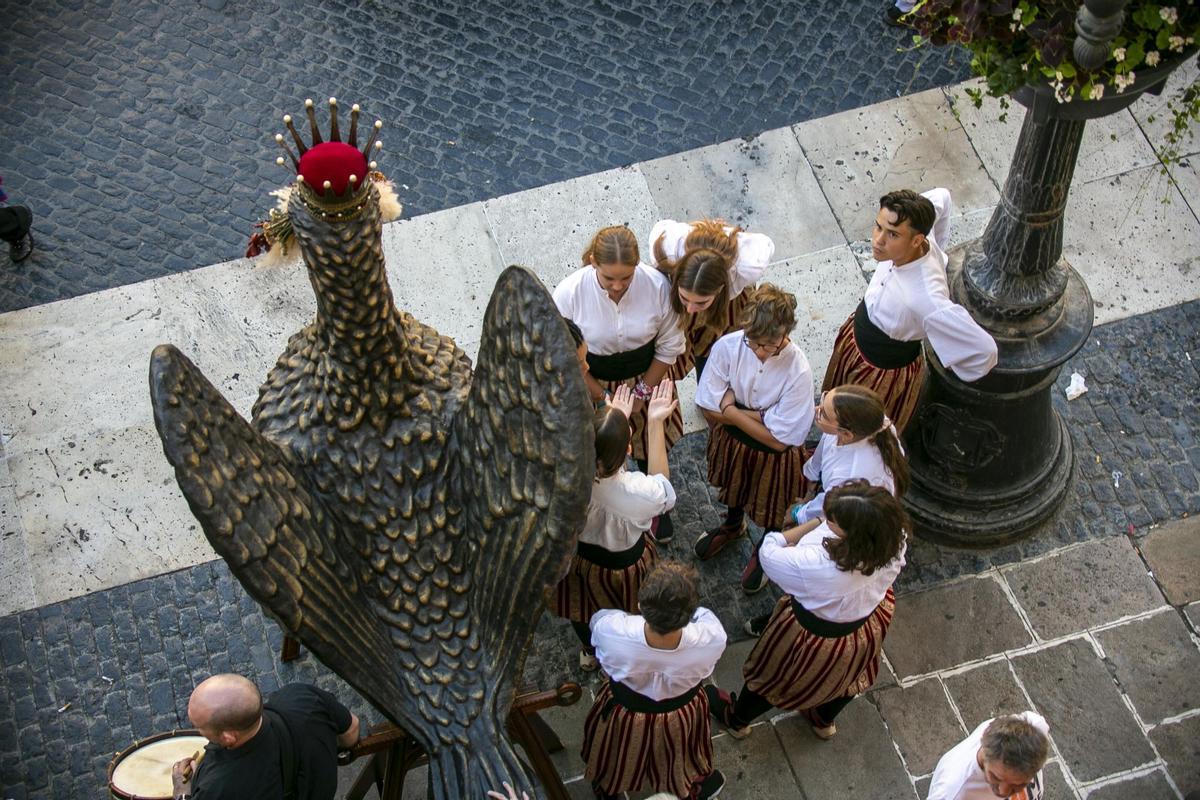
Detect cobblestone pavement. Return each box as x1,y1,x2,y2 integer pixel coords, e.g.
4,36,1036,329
0,0,967,312
1,299,1196,798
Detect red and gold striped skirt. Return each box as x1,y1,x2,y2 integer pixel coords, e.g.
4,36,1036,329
706,424,808,532
743,589,896,713
822,312,924,433
582,681,713,798
551,535,658,625
600,377,683,462
668,291,753,380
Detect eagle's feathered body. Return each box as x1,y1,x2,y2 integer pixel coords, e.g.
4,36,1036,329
150,175,592,798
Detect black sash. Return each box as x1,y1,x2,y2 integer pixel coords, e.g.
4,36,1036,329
587,339,657,382
723,402,787,454
602,681,701,719
577,535,647,570
791,597,872,639
853,300,922,369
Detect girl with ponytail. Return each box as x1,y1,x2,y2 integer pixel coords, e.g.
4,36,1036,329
792,384,910,524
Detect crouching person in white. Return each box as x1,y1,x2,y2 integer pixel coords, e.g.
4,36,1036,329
928,712,1050,800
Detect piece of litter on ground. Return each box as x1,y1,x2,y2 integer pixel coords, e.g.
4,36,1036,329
57,702,71,713
1065,372,1088,400
101,675,114,684
1112,469,1123,489
1095,455,1102,463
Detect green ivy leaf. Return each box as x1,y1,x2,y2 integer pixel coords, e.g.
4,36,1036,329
1127,40,1146,68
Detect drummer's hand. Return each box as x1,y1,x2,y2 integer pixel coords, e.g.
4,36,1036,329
171,756,195,791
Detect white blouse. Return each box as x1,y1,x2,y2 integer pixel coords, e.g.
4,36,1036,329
648,219,773,298
760,524,906,623
552,263,685,364
590,607,728,701
694,331,814,447
581,469,677,552
863,188,998,382
795,431,901,523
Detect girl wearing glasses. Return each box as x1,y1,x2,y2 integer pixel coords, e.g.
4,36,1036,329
691,284,814,571
706,480,907,742
650,218,775,381
554,225,686,542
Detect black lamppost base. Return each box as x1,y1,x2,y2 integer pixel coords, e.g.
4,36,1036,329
905,400,1076,547
902,246,1092,547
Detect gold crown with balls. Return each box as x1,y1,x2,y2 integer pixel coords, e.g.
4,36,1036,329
246,98,402,261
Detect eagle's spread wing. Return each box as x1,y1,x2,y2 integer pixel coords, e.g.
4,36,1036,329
449,266,594,684
148,344,414,727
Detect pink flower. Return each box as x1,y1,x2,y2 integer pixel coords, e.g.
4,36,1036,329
1146,50,1161,67
1160,7,1178,25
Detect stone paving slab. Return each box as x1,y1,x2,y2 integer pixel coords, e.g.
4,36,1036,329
382,202,507,362
482,166,662,289
794,86,1000,245
777,699,918,800
1001,538,1167,641
1095,609,1200,725
1061,162,1200,326
884,576,1032,678
1139,516,1200,606
709,727,799,799
1188,602,1200,631
941,659,1031,733
1085,768,1179,800
872,678,966,776
638,125,845,262
1149,713,1200,797
948,81,1163,188
1012,638,1156,783
769,246,866,392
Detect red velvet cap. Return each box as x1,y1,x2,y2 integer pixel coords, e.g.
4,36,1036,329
298,141,369,195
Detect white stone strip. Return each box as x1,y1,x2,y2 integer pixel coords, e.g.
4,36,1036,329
991,566,1043,645
1076,763,1183,799
1153,705,1200,729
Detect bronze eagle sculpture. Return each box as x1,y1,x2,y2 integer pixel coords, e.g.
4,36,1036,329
148,100,593,798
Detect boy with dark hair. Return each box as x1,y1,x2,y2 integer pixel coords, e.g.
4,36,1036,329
822,187,998,432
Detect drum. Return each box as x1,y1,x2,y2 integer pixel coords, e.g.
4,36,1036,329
108,729,209,799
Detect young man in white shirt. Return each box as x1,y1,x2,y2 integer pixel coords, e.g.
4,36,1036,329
928,712,1050,800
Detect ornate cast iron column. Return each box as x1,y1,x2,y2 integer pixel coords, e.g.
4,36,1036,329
900,0,1193,545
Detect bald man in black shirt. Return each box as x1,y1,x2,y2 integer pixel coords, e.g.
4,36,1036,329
171,674,359,800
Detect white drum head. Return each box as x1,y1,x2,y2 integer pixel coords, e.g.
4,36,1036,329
111,735,208,798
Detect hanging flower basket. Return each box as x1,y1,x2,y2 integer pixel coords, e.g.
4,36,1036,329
911,2,1198,143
